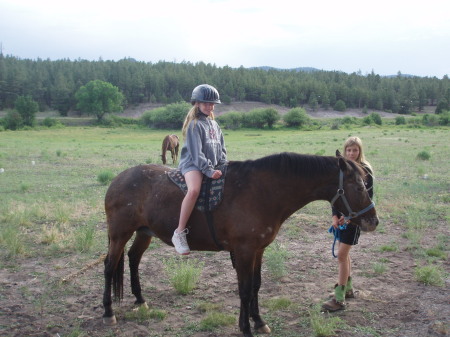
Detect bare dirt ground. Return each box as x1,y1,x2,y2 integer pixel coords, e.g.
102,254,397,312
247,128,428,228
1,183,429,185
1,213,448,337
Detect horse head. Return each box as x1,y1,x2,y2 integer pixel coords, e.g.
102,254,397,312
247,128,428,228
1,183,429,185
332,150,378,232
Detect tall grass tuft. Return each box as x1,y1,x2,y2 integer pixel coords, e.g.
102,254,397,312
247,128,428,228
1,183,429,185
414,265,445,286
74,224,96,252
265,241,289,279
309,304,344,336
264,297,292,311
162,257,204,294
40,223,65,245
416,150,431,160
199,311,235,331
0,223,24,258
97,170,115,185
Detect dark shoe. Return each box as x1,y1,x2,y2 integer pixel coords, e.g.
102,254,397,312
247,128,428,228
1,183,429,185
345,288,355,299
322,297,346,312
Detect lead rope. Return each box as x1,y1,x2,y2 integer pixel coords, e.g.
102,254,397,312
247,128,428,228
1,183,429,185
328,224,347,258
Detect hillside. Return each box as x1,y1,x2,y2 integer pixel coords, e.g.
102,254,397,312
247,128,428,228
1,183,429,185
122,101,434,119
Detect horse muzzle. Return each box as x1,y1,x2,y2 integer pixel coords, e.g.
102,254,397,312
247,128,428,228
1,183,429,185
358,216,379,232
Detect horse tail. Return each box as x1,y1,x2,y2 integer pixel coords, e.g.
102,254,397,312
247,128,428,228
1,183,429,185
112,251,124,301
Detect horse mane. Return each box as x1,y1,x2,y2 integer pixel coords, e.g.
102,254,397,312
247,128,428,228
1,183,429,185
229,152,339,178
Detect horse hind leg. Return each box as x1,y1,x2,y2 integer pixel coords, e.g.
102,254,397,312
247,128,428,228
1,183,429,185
103,237,130,325
128,228,152,307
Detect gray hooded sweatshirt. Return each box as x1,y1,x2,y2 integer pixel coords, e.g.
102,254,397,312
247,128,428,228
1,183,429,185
178,112,227,178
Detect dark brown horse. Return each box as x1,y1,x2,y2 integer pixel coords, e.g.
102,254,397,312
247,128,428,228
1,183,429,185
161,134,179,165
102,151,378,337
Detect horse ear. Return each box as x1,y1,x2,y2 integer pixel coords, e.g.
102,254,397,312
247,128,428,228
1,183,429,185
338,156,348,172
336,149,342,157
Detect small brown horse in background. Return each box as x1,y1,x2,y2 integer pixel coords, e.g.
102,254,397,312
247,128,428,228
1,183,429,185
102,152,378,337
161,134,179,165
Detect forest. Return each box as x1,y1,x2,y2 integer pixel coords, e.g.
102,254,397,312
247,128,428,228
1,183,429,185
0,54,449,115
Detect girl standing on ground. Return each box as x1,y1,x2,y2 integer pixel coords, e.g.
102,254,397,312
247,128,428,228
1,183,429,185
322,136,374,311
171,84,227,255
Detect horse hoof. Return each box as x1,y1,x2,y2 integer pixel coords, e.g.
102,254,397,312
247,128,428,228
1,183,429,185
133,302,149,311
103,315,117,325
256,324,271,334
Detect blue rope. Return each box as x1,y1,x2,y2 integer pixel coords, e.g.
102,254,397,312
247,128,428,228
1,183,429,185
328,224,347,258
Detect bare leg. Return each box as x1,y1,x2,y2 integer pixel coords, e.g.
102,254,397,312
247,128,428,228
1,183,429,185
337,242,352,285
176,170,202,233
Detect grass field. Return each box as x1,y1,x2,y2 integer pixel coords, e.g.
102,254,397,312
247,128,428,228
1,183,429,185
0,123,449,336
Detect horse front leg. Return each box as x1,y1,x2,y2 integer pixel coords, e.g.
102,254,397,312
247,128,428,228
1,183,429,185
235,250,256,337
128,230,152,307
250,249,271,334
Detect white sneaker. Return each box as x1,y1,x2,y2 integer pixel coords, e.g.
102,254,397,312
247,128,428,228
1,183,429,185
171,229,190,255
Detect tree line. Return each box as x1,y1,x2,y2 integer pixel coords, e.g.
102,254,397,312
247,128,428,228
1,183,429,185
0,54,449,115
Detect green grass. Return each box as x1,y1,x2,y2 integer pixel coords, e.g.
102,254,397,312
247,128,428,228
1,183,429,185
198,311,236,331
265,241,290,279
124,305,167,323
264,297,292,311
414,265,445,286
162,257,204,294
309,304,345,336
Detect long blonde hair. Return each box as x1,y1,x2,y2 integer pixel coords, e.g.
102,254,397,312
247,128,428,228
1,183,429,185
181,104,215,137
343,136,373,173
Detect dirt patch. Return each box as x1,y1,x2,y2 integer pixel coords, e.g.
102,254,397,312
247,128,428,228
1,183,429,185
1,215,448,337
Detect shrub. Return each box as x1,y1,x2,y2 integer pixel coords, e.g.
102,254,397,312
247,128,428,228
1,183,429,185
342,116,357,125
363,116,372,125
422,114,439,126
438,111,450,125
242,109,267,128
242,108,279,128
141,102,190,129
15,95,38,126
395,116,406,125
42,117,64,128
283,107,310,127
370,112,382,125
3,111,24,130
217,111,242,130
333,100,346,112
435,99,449,114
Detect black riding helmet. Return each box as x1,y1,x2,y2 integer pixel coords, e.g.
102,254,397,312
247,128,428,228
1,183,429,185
191,84,221,104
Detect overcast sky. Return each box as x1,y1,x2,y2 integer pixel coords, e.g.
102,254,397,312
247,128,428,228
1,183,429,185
1,0,449,78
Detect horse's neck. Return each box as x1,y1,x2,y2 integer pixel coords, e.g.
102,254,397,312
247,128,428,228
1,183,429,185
274,173,334,214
